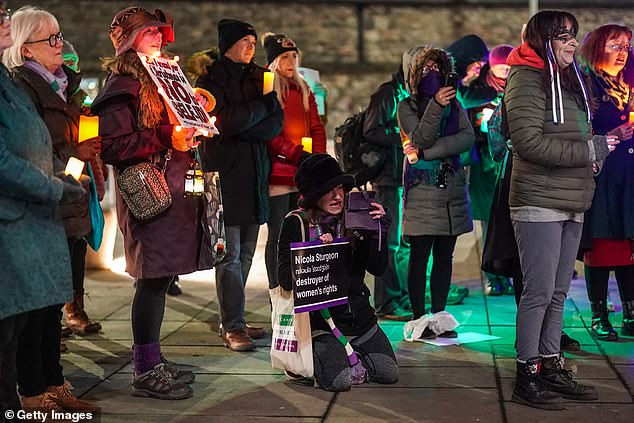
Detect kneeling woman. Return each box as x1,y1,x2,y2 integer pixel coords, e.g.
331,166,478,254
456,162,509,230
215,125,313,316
277,154,398,391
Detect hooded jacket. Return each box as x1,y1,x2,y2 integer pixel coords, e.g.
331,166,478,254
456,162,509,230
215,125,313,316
397,47,475,236
504,43,595,213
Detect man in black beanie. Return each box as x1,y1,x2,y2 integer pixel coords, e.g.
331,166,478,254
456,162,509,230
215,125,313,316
196,19,283,352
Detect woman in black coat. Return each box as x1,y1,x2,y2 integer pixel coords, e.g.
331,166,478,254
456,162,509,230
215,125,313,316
277,154,397,392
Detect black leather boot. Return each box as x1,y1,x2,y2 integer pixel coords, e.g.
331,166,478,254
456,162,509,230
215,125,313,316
540,353,598,401
512,357,564,410
622,300,634,336
590,301,618,341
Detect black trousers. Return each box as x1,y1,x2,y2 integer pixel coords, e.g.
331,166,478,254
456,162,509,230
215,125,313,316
0,313,27,416
585,265,634,303
407,235,458,319
16,306,64,397
68,237,87,294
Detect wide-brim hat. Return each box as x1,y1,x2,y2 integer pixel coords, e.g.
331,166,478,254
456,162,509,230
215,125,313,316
109,7,174,56
295,154,354,209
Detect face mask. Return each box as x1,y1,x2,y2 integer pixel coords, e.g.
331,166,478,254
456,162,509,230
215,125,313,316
417,69,443,97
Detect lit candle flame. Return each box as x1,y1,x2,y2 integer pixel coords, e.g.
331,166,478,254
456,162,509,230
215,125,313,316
175,125,182,132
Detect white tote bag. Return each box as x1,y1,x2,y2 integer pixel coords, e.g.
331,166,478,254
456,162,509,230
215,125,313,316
269,286,314,377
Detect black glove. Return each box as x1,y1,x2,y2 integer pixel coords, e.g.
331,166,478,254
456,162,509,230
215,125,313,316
262,91,279,114
591,135,611,163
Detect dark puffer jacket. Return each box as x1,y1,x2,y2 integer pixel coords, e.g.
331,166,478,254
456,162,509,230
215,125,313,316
13,65,91,239
504,65,594,212
196,56,283,225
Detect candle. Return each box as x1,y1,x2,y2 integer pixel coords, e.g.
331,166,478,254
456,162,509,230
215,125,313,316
64,157,85,181
629,112,634,124
263,71,275,95
301,137,313,154
78,115,99,143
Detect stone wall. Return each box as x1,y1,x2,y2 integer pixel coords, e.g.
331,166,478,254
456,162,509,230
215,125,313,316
8,0,634,135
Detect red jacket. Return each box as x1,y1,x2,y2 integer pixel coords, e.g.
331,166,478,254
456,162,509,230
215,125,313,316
269,82,327,186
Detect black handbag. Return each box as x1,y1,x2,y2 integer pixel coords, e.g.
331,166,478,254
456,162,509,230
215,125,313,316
116,150,172,220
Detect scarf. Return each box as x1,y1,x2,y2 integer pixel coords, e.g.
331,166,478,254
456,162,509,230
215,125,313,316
486,70,506,93
596,69,630,111
23,60,68,101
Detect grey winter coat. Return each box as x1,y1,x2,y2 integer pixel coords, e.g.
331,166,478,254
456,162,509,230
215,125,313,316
398,97,475,236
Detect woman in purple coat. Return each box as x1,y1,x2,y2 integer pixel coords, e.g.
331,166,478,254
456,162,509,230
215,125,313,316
91,7,213,400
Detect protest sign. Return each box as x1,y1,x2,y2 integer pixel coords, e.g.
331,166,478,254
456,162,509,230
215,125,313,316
291,238,350,313
138,52,218,136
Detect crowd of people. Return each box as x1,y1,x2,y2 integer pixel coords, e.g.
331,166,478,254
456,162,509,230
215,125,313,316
0,1,632,417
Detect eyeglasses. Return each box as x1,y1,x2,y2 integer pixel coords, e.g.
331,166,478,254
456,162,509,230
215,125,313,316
421,63,440,75
24,31,64,48
0,9,10,25
606,43,631,53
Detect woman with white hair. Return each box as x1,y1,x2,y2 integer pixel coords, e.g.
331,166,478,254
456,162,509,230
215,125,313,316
261,32,327,290
2,6,98,413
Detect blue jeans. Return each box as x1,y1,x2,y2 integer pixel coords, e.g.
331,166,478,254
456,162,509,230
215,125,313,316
374,185,410,313
215,224,259,333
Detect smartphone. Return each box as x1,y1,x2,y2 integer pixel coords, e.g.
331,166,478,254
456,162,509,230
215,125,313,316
445,72,458,90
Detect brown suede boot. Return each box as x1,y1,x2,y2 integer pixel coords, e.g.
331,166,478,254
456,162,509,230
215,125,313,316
46,381,98,412
65,291,102,336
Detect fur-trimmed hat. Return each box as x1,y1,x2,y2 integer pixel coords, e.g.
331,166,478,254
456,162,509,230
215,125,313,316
295,154,354,209
262,32,298,65
108,7,174,57
217,19,257,55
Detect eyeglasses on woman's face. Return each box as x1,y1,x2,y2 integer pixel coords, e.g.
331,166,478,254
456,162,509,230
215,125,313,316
24,31,64,48
0,8,10,25
421,62,440,76
606,43,632,53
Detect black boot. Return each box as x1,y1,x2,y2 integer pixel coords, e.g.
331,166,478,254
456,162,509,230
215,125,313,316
512,357,565,410
622,300,634,336
540,353,598,401
560,331,580,352
590,301,618,341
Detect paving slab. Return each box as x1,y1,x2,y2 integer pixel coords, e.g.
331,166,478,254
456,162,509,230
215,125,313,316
504,402,634,423
359,365,497,388
118,346,280,375
394,341,495,367
85,374,332,418
325,387,504,423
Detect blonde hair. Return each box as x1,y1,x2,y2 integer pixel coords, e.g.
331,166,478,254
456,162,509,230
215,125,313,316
1,6,59,69
268,52,310,111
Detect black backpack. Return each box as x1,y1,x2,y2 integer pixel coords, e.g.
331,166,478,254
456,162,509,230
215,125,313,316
334,110,387,187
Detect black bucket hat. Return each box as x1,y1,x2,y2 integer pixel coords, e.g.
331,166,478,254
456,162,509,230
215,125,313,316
295,154,354,209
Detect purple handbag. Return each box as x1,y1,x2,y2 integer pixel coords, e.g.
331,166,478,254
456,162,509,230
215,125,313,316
344,190,382,250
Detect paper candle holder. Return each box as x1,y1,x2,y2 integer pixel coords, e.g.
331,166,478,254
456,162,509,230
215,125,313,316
78,115,99,143
64,157,85,181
